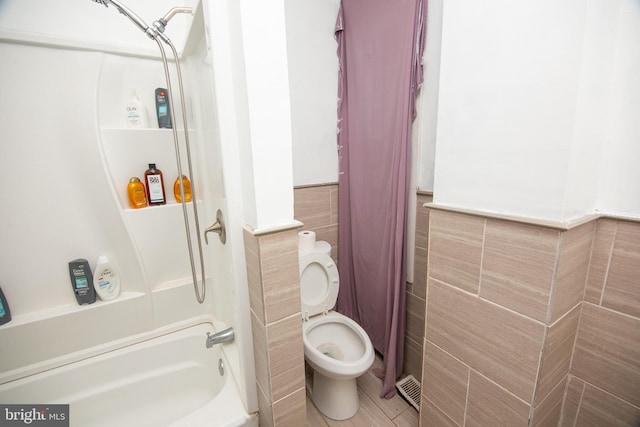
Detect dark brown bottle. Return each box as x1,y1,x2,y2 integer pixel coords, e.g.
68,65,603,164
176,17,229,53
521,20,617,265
144,163,166,205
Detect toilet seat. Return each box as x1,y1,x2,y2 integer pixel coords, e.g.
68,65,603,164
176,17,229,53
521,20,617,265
303,312,374,378
299,252,339,319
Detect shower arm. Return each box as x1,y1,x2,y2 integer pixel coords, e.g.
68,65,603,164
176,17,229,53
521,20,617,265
153,7,194,37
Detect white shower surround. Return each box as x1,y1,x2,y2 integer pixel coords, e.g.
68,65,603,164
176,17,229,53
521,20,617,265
0,0,263,421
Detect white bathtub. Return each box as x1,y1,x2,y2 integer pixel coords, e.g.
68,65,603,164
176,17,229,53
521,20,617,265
0,322,257,427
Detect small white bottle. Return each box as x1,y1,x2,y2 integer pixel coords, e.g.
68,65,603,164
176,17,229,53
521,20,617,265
93,255,121,301
125,89,149,128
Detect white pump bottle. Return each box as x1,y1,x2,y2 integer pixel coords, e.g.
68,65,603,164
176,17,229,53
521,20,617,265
93,255,121,301
125,89,149,128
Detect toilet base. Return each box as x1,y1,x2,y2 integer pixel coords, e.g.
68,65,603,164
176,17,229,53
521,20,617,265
310,371,359,420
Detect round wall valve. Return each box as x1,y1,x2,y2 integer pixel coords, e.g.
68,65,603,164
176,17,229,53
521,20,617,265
204,209,226,244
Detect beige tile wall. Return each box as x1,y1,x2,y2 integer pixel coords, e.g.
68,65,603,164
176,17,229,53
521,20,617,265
564,217,640,425
419,209,574,426
293,184,339,262
419,210,640,427
243,227,306,427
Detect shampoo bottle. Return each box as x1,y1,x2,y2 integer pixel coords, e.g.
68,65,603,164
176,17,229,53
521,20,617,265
174,175,193,203
144,163,166,205
125,89,149,128
155,88,172,129
0,286,11,326
68,259,96,305
93,255,121,301
127,177,148,209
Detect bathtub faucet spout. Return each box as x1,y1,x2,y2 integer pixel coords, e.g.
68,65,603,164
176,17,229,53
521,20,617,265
206,327,234,348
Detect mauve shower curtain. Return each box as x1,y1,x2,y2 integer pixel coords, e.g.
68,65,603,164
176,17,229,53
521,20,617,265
335,0,426,398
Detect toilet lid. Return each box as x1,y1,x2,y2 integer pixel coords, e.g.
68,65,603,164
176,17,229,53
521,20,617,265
299,252,339,318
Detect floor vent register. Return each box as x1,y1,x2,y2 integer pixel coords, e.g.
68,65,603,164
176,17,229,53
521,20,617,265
396,375,420,411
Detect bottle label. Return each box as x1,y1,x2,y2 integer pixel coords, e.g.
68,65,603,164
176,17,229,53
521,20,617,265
97,268,115,291
0,300,5,317
147,174,165,203
127,106,141,124
158,104,168,118
133,187,146,204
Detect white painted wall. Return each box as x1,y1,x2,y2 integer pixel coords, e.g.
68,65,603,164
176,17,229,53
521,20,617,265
597,0,640,218
414,0,443,193
433,0,585,221
432,0,640,221
285,0,341,186
239,0,296,230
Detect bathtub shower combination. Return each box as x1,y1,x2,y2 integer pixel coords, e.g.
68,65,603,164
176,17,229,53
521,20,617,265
0,1,257,426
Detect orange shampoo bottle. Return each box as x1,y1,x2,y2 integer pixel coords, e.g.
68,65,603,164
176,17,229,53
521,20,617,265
127,177,147,209
174,175,193,203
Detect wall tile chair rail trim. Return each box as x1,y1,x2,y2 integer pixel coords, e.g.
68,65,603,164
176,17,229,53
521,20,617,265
293,182,338,189
422,202,640,230
245,220,304,237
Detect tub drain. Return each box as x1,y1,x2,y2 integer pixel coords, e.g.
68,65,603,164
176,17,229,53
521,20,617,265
218,358,225,376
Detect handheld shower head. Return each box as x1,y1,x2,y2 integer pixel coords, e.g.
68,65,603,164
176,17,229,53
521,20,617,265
90,0,155,40
90,0,192,43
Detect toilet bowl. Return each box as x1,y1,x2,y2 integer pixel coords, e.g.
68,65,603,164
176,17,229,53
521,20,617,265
299,248,374,420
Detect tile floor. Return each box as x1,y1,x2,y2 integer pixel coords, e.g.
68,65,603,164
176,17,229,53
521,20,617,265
306,356,420,427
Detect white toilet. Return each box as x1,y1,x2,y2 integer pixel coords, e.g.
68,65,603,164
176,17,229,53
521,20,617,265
299,242,374,420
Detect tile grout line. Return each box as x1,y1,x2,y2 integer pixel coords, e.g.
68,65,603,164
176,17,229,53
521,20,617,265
571,380,586,427
462,369,471,427
598,220,617,306
477,218,486,296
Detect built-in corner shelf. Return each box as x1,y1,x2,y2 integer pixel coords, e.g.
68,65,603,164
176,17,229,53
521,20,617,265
122,199,202,214
0,292,151,385
97,127,205,292
1,292,146,330
122,199,203,219
99,127,196,211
